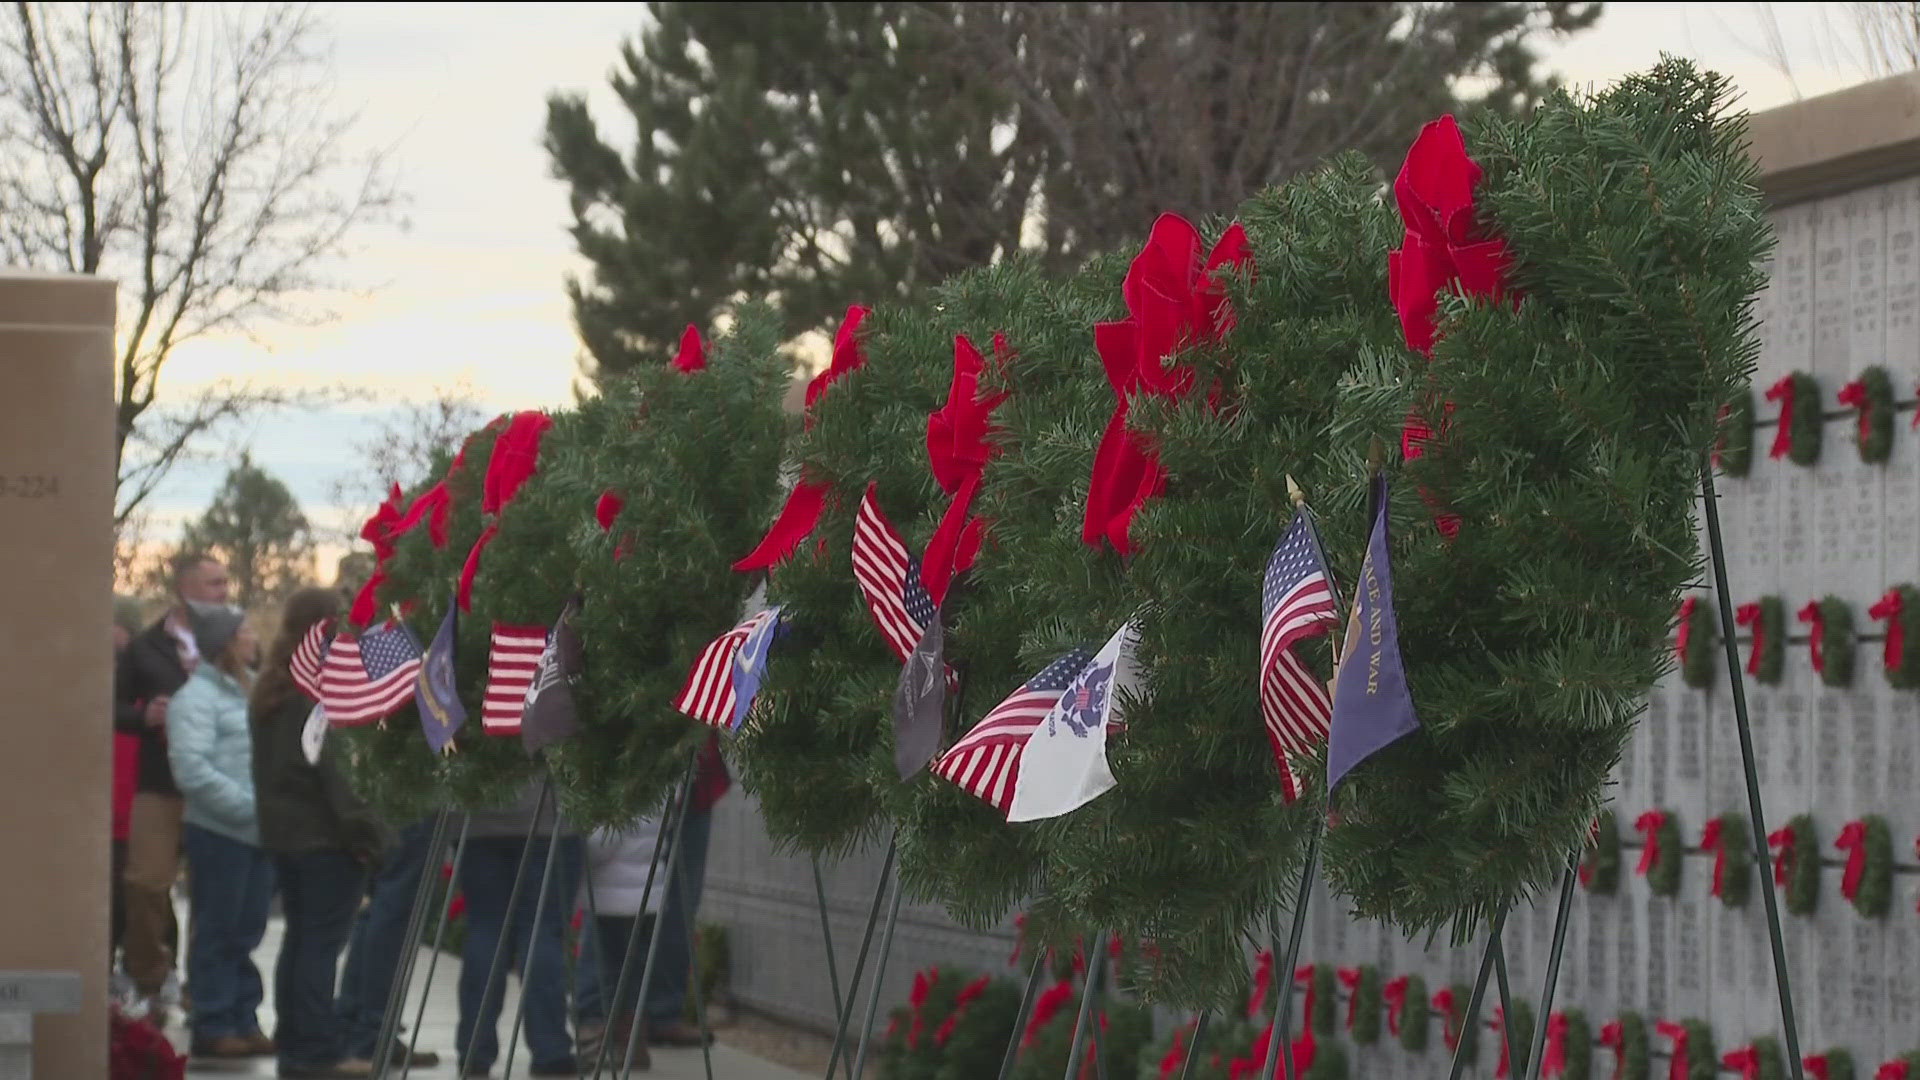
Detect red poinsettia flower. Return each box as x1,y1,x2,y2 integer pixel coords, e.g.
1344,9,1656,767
672,323,706,373
1085,214,1251,554
1388,114,1513,355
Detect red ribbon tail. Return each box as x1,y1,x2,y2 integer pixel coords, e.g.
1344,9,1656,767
457,524,499,612
733,479,830,571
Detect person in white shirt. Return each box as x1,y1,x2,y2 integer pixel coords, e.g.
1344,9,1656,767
577,818,664,1072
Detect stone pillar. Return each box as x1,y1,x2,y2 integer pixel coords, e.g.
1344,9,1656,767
0,270,116,1078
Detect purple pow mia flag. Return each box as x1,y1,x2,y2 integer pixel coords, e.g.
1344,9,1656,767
1326,475,1421,792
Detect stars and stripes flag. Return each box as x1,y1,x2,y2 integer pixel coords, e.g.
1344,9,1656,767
1260,507,1340,802
483,623,547,734
931,646,1095,817
320,621,424,726
852,483,935,662
291,618,331,701
674,606,782,729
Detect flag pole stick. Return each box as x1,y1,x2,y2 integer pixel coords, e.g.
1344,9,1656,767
575,844,600,1080
1059,933,1107,1080
671,854,717,1080
1443,907,1507,1080
615,759,702,1080
1175,1012,1211,1080
1699,459,1806,1079
996,954,1047,1080
1259,828,1319,1080
500,798,569,1080
396,813,473,1080
372,806,452,1080
847,872,906,1080
1491,934,1517,1077
589,761,689,1080
461,780,555,1078
812,856,847,1028
821,834,898,1080
1523,850,1580,1080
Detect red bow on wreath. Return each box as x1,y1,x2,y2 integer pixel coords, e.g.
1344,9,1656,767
672,324,706,373
1493,1007,1516,1078
1767,825,1797,886
349,483,407,626
1085,213,1250,555
1542,1013,1570,1079
1838,378,1874,443
1383,975,1409,1036
1675,596,1699,664
1388,114,1513,355
922,333,1010,606
1836,820,1870,902
1655,1020,1691,1080
1722,1045,1765,1080
1432,986,1461,1050
1798,600,1827,673
1871,587,1905,674
1877,1061,1913,1080
1805,1056,1836,1080
1765,375,1800,460
1600,1020,1628,1080
1634,810,1669,876
1337,968,1362,1031
457,410,554,611
1735,601,1766,676
733,305,871,571
1700,818,1731,898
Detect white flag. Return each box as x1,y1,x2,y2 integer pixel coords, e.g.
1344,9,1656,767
1007,620,1141,823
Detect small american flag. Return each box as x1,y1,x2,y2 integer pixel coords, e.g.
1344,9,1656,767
320,621,423,726
291,618,331,701
675,608,780,728
931,647,1095,816
1260,508,1339,801
483,624,547,734
852,483,934,662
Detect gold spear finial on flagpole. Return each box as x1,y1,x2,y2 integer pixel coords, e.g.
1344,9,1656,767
1286,474,1305,507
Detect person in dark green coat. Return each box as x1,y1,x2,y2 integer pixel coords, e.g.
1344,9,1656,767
251,587,387,1079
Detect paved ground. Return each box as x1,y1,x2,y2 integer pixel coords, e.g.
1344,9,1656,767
158,913,809,1079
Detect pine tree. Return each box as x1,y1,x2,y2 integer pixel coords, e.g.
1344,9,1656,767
179,453,316,607
544,1,1600,384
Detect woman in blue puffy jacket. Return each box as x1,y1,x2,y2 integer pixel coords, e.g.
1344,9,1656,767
167,604,275,1060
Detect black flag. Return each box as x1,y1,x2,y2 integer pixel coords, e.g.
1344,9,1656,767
522,596,584,755
892,617,946,779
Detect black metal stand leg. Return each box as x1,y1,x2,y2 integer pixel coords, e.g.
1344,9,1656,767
1261,828,1320,1080
1444,907,1507,1080
821,835,898,1080
996,955,1046,1080
373,808,451,1080
398,814,472,1080
461,784,553,1077
1523,851,1579,1080
500,808,568,1079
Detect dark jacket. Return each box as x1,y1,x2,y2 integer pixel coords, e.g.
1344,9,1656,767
114,619,191,796
467,779,575,839
251,695,387,859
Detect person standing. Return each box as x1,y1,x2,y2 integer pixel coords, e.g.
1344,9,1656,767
167,603,275,1059
335,816,441,1070
111,597,145,992
116,552,231,1020
252,588,387,1079
580,818,663,1072
455,780,583,1079
643,735,727,1047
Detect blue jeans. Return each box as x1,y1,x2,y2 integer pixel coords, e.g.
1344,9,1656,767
590,914,657,1023
338,817,432,1059
647,806,711,1022
182,824,274,1041
273,850,365,1070
456,834,583,1073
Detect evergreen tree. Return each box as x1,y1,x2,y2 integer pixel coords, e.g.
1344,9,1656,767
545,1,1600,384
179,453,315,607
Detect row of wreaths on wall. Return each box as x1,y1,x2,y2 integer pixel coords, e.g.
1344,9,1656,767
1160,959,1894,1080
1673,591,1920,689
1583,808,1918,921
1720,367,1920,470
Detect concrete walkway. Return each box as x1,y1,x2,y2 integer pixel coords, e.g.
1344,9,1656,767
160,914,808,1079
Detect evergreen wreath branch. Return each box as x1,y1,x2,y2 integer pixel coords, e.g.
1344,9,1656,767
1581,809,1622,894
1715,386,1755,477
1839,366,1895,463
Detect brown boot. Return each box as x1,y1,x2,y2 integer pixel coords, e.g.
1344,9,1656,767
190,1034,255,1059
604,1017,650,1072
648,1020,713,1047
243,1031,277,1055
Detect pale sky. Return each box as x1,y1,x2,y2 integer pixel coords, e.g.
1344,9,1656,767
144,1,1876,574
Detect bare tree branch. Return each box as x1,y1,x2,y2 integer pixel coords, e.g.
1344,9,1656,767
0,1,396,527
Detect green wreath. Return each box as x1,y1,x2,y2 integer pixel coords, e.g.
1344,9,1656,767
1840,814,1894,918
1804,1049,1854,1080
1764,371,1822,467
1870,584,1920,689
1393,974,1429,1053
545,308,790,828
1604,1012,1649,1080
1679,595,1719,690
1800,596,1856,689
1634,809,1682,897
1557,1009,1594,1080
1770,813,1821,916
1715,386,1755,477
1736,597,1784,685
1581,809,1621,894
1703,811,1753,908
1308,964,1338,1037
1498,999,1535,1079
1317,60,1765,937
1440,982,1477,1067
1839,366,1895,464
1671,1019,1716,1080
1724,1037,1787,1080
1344,966,1382,1045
